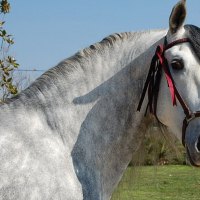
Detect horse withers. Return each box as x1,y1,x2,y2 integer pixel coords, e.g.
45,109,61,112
0,0,200,199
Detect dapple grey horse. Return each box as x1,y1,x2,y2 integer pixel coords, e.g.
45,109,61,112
1,0,200,199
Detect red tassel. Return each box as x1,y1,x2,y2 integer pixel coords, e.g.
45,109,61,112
156,45,177,106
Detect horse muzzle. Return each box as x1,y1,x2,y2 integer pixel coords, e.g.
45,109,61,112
185,122,200,167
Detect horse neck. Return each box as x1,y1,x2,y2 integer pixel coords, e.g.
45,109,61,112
3,29,167,200
68,30,167,199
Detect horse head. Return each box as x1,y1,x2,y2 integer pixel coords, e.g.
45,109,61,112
155,0,200,166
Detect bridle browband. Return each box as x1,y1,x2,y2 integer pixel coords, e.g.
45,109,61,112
137,36,200,147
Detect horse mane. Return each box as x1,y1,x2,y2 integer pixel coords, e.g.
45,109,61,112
185,24,200,60
29,32,133,82
82,32,132,55
4,30,162,105
4,32,134,104
47,32,133,75
39,29,163,81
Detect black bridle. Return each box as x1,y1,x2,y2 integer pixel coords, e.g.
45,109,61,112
137,37,200,147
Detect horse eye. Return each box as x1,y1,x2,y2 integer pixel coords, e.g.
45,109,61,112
171,59,184,70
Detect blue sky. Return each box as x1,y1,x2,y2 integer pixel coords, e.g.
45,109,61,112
5,0,200,76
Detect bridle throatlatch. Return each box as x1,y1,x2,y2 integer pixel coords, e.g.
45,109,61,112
137,37,200,147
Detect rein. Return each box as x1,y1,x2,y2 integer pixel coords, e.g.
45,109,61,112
137,37,200,147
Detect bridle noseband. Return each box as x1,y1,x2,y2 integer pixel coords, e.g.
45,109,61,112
137,36,200,147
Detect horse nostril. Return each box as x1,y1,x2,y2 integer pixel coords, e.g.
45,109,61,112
195,137,200,153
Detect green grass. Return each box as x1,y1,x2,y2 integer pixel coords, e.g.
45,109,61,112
111,165,200,200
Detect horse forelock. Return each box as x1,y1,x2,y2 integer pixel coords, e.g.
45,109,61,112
185,24,200,61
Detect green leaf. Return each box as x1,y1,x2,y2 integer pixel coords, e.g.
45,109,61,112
7,77,12,82
6,38,14,44
2,75,6,82
2,30,6,36
0,0,10,14
7,67,13,71
9,86,18,95
13,62,19,68
0,21,5,26
4,71,9,76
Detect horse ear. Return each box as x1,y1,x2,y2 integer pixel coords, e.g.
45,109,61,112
169,0,186,34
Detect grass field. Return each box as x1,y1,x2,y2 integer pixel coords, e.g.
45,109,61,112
111,165,200,200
